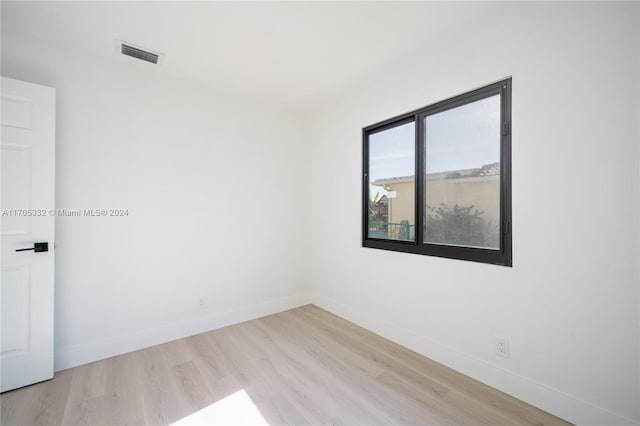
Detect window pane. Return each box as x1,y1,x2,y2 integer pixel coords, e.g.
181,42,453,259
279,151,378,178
424,94,501,249
368,121,415,241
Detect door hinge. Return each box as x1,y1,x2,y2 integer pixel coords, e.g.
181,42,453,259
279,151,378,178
503,122,511,136
504,221,511,234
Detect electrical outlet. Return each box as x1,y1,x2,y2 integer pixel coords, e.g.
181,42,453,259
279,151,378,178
496,336,509,358
198,297,207,309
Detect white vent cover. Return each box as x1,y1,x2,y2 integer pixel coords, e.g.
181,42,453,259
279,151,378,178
115,40,164,65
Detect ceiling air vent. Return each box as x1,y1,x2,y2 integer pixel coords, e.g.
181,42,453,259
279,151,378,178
117,40,164,65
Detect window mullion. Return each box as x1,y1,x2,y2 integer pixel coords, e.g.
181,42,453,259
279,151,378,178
415,113,424,247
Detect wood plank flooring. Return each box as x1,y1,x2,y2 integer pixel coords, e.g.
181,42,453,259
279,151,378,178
1,305,571,425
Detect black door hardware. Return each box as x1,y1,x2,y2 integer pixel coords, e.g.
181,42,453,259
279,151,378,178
16,242,49,252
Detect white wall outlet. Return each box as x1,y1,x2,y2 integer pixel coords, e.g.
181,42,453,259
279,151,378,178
496,336,510,358
198,297,207,309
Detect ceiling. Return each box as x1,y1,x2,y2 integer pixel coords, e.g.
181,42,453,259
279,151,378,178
1,1,531,113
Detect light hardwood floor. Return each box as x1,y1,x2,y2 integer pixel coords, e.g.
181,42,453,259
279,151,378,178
1,305,571,425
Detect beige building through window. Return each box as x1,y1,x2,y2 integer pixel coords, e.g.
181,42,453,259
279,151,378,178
371,162,500,243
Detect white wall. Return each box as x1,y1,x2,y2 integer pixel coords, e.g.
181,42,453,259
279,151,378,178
1,31,311,371
310,3,639,425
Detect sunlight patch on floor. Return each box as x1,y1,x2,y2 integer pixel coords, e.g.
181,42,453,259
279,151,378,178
170,390,268,425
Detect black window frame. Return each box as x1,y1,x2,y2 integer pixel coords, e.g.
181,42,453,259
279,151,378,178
362,78,512,266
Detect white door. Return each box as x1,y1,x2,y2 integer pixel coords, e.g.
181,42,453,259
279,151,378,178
0,77,55,392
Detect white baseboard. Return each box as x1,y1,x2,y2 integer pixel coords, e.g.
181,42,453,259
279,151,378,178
55,293,311,372
312,293,638,426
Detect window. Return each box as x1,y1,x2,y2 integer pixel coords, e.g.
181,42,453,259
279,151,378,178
362,79,512,266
